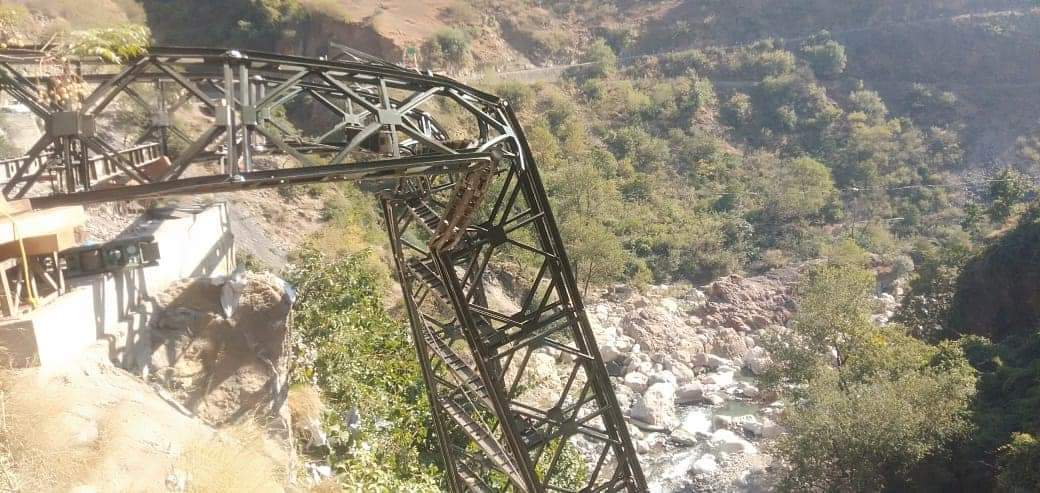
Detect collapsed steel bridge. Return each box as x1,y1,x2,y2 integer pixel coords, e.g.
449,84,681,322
0,46,647,491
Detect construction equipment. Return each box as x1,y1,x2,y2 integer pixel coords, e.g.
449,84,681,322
0,45,647,492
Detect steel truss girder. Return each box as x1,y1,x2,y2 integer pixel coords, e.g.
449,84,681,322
382,147,645,491
0,46,646,491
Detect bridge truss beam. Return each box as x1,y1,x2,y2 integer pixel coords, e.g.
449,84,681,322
0,46,646,492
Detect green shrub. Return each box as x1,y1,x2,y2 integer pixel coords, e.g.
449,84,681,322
424,27,470,67
721,92,753,127
64,24,150,63
765,261,977,491
997,433,1040,492
287,249,441,487
801,40,847,79
583,38,617,79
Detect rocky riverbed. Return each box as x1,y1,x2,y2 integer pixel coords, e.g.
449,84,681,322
566,259,904,491
581,269,800,492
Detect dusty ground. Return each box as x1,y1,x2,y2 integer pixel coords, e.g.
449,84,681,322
0,346,286,492
299,0,456,49
149,272,292,429
0,273,296,492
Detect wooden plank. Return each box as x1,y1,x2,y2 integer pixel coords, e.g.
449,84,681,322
0,197,32,216
0,229,78,259
0,206,86,246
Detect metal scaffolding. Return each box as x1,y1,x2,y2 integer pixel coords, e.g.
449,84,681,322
0,46,647,492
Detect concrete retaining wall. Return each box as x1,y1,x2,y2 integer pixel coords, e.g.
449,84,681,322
0,204,235,369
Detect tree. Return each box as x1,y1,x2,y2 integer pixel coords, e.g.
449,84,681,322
560,217,627,295
776,359,975,491
721,92,753,127
286,249,441,489
765,258,977,491
997,433,1040,492
987,167,1031,223
848,89,888,122
759,156,837,222
801,40,847,79
584,38,617,79
0,5,29,47
894,236,974,342
140,0,304,50
429,28,471,67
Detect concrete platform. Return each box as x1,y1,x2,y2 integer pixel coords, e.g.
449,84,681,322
0,204,235,368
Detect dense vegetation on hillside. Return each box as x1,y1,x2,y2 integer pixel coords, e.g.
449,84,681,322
485,33,1000,288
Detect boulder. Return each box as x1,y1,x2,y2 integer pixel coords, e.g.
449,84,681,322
676,383,705,405
692,454,718,475
623,372,649,393
693,353,732,369
743,347,772,376
629,383,677,429
610,284,635,301
703,392,726,406
624,355,648,378
670,362,697,386
527,353,559,382
736,381,760,399
713,327,749,359
743,418,783,439
647,370,677,387
624,355,652,377
701,369,735,387
613,382,636,410
685,289,708,308
600,344,624,364
710,429,757,454
670,428,699,447
679,409,713,437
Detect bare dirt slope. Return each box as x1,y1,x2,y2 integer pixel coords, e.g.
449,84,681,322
300,0,454,51
0,273,295,492
0,346,286,492
149,272,293,429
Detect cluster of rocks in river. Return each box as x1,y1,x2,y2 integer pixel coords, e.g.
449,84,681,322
507,258,907,491
585,268,803,491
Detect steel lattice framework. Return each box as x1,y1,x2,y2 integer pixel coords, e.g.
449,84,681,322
0,46,646,492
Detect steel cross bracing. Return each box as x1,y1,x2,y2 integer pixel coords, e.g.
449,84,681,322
0,46,647,492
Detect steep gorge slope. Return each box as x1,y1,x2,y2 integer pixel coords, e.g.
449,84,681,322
950,210,1040,341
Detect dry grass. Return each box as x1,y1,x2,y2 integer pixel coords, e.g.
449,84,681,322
0,374,97,491
12,0,136,28
178,422,284,493
288,383,327,449
288,383,324,424
298,0,354,22
307,478,342,492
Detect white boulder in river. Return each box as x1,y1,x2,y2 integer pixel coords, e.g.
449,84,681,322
624,371,649,393
710,429,757,454
630,382,678,429
692,454,719,475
